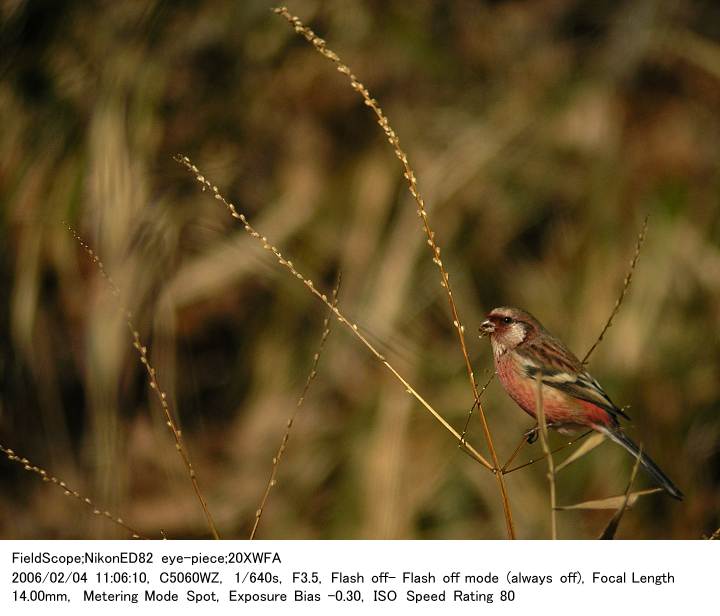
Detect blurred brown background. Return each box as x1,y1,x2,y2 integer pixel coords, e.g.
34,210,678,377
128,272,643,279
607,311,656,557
1,0,718,539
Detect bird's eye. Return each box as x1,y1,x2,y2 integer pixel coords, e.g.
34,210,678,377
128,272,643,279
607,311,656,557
502,316,513,324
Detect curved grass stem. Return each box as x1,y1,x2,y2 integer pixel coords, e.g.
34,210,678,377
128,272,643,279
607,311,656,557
250,276,341,539
582,215,648,364
176,156,494,475
1,443,148,539
273,7,514,538
534,376,557,539
67,225,220,540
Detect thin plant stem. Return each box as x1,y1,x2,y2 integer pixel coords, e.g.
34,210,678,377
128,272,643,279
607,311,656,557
129,327,220,539
459,370,495,444
250,276,341,539
582,215,648,364
0,443,147,539
66,225,220,540
176,155,493,473
598,443,643,539
501,430,534,473
273,7,514,538
534,376,557,539
503,430,593,475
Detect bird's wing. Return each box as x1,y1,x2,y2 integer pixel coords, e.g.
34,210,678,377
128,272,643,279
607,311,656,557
516,338,630,421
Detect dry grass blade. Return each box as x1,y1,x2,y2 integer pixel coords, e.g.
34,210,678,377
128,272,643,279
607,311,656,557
555,488,662,510
599,444,643,539
176,155,493,475
582,215,648,364
272,7,514,538
555,433,606,472
249,276,341,539
67,225,220,540
707,527,720,540
535,376,557,539
0,443,147,539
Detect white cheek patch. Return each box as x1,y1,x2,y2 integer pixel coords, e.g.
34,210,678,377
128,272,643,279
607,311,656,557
491,322,527,356
503,323,527,348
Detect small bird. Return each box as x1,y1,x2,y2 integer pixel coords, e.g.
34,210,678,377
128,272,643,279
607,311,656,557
480,306,683,500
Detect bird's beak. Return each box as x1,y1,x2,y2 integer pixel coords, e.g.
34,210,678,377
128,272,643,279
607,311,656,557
479,319,495,334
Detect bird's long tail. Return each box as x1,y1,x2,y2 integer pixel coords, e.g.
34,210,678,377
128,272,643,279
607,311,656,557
597,426,684,500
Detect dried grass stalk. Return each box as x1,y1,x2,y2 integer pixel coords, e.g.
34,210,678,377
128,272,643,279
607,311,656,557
583,215,648,364
0,443,146,539
250,276,341,539
67,225,220,539
534,375,557,539
502,430,593,475
460,370,495,443
599,444,643,539
176,155,493,474
272,7,514,538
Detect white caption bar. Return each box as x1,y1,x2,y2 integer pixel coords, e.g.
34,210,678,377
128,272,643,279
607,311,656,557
1,540,715,615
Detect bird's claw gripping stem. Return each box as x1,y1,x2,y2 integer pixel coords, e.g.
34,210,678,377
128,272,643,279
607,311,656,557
524,425,540,444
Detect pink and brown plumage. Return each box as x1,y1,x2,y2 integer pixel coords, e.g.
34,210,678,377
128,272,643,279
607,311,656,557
480,306,683,500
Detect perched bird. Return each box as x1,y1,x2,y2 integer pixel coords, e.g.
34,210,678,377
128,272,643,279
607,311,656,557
480,306,683,500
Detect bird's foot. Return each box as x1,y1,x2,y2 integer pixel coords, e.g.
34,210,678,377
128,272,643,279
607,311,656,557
524,422,562,443
524,426,539,444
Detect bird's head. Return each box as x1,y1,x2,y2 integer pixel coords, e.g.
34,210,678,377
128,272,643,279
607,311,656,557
480,306,541,354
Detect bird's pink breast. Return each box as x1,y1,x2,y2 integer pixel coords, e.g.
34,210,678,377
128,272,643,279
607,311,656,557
495,352,612,428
